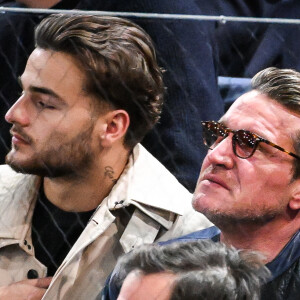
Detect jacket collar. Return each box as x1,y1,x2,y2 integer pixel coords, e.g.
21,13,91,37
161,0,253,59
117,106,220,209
106,144,191,216
0,145,191,240
0,165,40,244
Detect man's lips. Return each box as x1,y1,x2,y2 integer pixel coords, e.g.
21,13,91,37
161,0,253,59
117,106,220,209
202,174,229,190
10,131,30,145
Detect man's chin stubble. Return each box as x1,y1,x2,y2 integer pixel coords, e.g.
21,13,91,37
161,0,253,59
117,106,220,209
202,210,277,230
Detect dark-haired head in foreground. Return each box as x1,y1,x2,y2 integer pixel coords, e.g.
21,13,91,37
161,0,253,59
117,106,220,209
110,240,269,300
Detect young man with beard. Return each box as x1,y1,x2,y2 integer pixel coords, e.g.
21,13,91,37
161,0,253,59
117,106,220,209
0,14,211,299
105,67,300,300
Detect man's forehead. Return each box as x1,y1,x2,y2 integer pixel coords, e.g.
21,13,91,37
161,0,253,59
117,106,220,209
22,48,88,102
25,48,86,86
118,271,175,300
28,48,74,70
221,90,300,129
223,90,269,117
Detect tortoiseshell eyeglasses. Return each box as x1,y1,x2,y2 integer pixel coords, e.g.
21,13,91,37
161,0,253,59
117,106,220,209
201,121,300,160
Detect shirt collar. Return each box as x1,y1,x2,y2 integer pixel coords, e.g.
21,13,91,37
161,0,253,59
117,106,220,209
266,229,300,281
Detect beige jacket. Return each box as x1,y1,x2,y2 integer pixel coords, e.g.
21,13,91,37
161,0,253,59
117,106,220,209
0,144,212,299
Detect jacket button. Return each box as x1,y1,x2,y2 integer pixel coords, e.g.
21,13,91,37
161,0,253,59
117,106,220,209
27,269,39,279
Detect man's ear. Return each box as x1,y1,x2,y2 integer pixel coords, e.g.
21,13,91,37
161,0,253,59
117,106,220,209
99,110,130,147
289,180,300,210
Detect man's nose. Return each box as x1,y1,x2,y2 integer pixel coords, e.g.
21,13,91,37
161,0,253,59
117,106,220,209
205,135,235,169
5,94,30,126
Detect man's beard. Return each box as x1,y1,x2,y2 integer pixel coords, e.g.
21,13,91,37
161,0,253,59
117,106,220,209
201,208,280,230
6,124,95,178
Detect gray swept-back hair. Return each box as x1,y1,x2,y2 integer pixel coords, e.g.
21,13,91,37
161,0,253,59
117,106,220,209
252,67,300,178
111,240,270,300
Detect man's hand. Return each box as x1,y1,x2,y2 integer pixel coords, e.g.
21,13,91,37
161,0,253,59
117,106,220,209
0,277,52,300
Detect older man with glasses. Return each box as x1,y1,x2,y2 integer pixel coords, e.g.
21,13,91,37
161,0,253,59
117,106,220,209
104,67,300,300
189,66,300,300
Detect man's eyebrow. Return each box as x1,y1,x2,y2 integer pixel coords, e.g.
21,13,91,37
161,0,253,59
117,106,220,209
18,76,65,104
29,86,61,100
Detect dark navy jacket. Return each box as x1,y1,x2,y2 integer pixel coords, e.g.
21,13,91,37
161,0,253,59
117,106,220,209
103,226,300,300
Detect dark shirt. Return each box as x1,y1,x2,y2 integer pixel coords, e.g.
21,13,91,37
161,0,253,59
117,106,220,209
32,188,94,276
261,230,300,300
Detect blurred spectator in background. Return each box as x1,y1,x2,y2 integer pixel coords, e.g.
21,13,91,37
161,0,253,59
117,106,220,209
216,0,280,78
238,0,300,76
103,240,270,300
216,0,300,107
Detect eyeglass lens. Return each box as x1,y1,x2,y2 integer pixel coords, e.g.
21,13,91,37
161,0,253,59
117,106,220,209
202,122,258,158
202,122,226,149
233,130,257,158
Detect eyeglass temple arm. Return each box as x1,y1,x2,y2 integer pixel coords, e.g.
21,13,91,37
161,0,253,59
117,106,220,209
262,139,300,160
